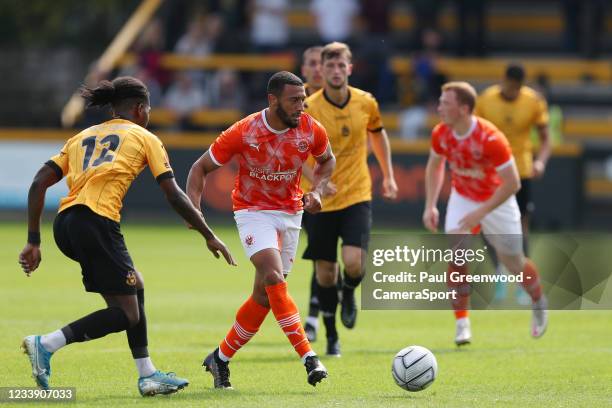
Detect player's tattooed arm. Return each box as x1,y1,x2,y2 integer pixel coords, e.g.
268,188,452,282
19,164,62,275
301,163,315,183
305,144,335,213
303,162,337,197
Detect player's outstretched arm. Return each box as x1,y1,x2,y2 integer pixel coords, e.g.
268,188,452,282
304,145,335,214
186,150,220,211
159,177,236,266
369,129,398,200
19,164,62,276
423,151,446,232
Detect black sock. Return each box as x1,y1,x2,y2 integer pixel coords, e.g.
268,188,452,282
62,307,130,343
318,284,339,339
523,234,529,257
308,266,319,318
343,271,363,294
336,271,343,291
127,289,149,358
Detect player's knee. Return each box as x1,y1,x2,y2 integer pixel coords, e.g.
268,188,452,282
263,268,284,286
123,306,140,327
317,272,336,288
315,262,337,287
343,258,361,276
499,253,525,275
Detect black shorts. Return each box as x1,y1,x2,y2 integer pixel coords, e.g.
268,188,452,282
53,205,137,295
516,178,534,215
302,201,372,262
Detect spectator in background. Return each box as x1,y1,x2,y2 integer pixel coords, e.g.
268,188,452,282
214,0,250,52
412,0,441,51
562,0,606,58
249,0,289,53
311,0,359,44
134,68,163,108
174,13,224,87
174,13,223,57
134,19,171,89
163,72,205,130
358,0,395,104
454,0,486,56
400,29,446,139
204,69,245,110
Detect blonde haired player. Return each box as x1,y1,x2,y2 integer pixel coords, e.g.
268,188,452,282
423,81,548,345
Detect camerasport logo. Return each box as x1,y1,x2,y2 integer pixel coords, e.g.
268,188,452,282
245,234,254,247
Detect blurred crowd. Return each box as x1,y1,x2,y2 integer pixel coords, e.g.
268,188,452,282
84,0,606,135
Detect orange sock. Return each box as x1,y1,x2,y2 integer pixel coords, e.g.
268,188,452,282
447,263,470,320
265,281,314,360
219,296,270,360
520,258,542,302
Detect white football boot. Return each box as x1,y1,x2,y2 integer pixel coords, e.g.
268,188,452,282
531,295,548,338
455,317,472,346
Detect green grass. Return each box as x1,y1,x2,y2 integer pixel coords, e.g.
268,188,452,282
1,222,611,407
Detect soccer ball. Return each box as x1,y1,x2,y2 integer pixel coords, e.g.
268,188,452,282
391,345,437,391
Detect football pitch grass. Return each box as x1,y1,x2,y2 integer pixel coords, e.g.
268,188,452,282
1,222,611,407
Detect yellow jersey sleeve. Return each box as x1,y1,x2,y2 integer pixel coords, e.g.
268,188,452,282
142,132,173,182
367,94,384,132
47,137,76,178
534,94,549,127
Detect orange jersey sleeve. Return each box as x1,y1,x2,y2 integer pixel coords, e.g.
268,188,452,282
484,131,513,169
209,121,244,166
311,118,329,157
430,124,446,156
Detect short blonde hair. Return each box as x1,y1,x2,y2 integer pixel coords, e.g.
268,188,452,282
321,42,352,62
441,81,477,112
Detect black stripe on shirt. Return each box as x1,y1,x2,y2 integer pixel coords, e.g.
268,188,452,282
155,171,174,184
45,160,63,180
